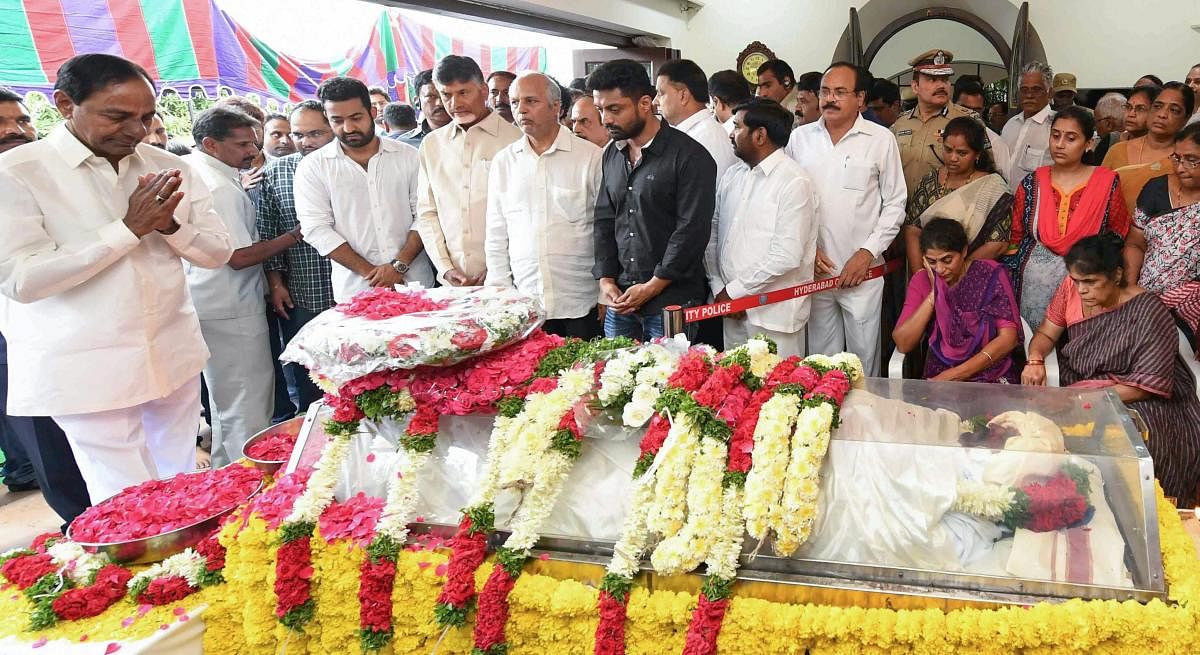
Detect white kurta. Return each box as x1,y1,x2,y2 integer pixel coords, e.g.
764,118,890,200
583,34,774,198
1001,104,1054,190
183,151,273,466
705,149,818,355
0,124,232,416
785,114,907,376
675,109,738,184
416,111,521,282
0,124,232,499
296,137,434,302
483,126,602,320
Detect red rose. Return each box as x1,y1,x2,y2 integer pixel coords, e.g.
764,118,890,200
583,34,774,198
451,327,488,351
472,566,517,650
594,590,630,655
1,554,56,589
387,336,417,359
357,558,396,631
138,576,196,606
681,594,730,655
436,519,488,608
194,533,226,572
638,416,670,457
274,538,314,615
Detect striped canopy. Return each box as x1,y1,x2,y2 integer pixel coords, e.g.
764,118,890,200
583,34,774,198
0,0,547,103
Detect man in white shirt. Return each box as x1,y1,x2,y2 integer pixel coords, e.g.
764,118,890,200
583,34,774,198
785,62,907,376
485,73,603,338
0,54,233,502
706,98,818,357
1001,61,1055,189
416,55,521,286
708,70,753,136
655,59,737,182
184,107,300,466
297,76,434,303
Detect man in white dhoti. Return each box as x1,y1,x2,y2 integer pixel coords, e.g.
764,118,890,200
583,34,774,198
0,54,233,502
184,107,301,466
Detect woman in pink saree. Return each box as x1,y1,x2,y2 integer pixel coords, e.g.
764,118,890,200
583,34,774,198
894,219,1022,382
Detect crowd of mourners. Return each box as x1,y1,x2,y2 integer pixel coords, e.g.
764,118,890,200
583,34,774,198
1,47,1199,531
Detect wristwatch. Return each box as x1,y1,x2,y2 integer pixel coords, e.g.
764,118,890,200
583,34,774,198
391,259,410,275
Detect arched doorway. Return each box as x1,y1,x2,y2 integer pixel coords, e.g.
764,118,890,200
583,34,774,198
832,0,1048,106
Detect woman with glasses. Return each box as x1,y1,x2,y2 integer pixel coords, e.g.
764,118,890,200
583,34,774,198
1104,84,1190,169
1005,106,1131,328
1108,83,1196,209
1125,122,1200,355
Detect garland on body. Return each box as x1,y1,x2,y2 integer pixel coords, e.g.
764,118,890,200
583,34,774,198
952,461,1094,533
594,338,777,655
0,536,131,630
434,336,632,634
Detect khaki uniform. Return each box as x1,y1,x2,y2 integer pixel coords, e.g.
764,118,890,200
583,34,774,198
891,101,979,194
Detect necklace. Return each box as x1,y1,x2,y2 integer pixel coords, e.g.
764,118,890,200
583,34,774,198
1171,183,1200,207
943,169,976,190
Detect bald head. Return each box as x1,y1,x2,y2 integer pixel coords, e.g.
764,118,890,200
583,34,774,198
511,73,562,141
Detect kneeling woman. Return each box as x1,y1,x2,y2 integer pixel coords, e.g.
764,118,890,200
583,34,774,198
1023,233,1200,505
893,218,1022,382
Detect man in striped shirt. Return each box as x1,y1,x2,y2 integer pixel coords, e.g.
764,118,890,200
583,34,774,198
255,100,336,413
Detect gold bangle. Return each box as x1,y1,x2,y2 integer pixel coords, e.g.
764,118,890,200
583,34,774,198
981,350,994,362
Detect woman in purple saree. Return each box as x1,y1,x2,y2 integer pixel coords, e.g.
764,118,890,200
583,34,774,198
1023,233,1200,505
893,219,1022,382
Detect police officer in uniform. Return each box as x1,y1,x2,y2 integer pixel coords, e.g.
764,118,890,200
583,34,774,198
891,49,983,194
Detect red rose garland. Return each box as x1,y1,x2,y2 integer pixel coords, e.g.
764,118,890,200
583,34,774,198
0,554,56,589
681,593,730,655
434,510,492,626
471,561,518,655
136,576,194,605
274,535,315,629
50,565,132,622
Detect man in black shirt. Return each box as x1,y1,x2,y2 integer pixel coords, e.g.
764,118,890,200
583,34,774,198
588,59,717,340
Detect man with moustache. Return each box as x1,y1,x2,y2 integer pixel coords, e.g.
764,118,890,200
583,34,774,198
1001,61,1055,190
257,100,336,414
262,113,296,160
785,62,906,376
485,73,603,338
398,69,450,148
297,76,434,303
590,58,716,340
891,50,981,194
0,86,91,527
705,98,817,357
416,56,520,286
184,107,298,465
569,93,608,147
488,71,516,123
0,54,233,502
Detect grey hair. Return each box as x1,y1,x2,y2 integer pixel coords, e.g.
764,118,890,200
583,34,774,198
1095,92,1127,122
1021,61,1053,90
514,71,561,107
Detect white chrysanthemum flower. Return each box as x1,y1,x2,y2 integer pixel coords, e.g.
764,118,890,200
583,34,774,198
829,352,866,385
773,403,834,557
743,395,801,540
952,480,1015,521
645,415,698,538
650,437,726,575
376,451,432,540
607,476,656,578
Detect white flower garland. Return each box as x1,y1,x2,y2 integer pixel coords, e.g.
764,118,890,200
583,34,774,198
127,548,206,591
772,403,834,556
374,450,433,541
828,352,866,387
285,432,353,525
703,486,746,580
952,479,1016,521
467,414,519,508
497,367,595,489
502,451,575,552
644,413,699,538
742,394,802,542
743,338,781,379
46,540,109,586
605,475,656,579
649,435,727,575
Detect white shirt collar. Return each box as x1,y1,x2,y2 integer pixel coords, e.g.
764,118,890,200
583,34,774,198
752,148,788,176
48,123,146,171
814,112,872,139
674,109,714,134
1020,104,1053,124
191,149,241,180
511,124,574,155
448,109,504,141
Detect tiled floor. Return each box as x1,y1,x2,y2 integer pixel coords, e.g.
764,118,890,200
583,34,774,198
0,484,62,552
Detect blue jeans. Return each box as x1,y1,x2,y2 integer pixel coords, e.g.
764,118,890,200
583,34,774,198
603,310,666,341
